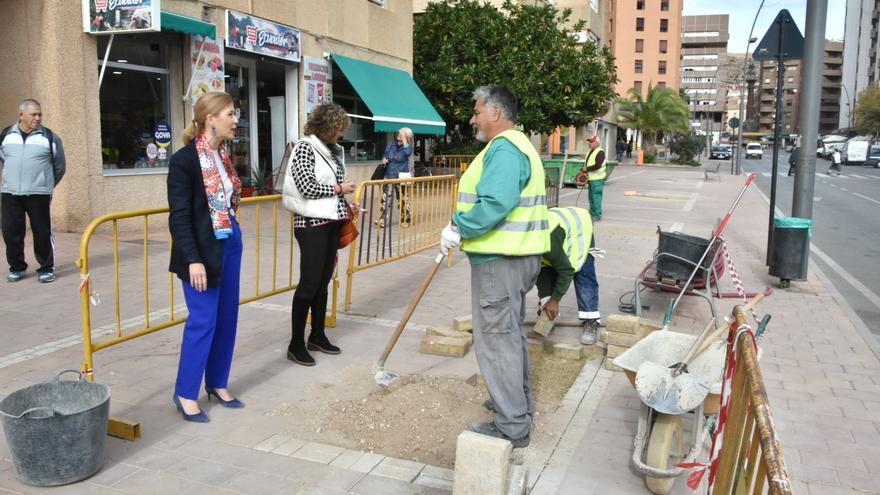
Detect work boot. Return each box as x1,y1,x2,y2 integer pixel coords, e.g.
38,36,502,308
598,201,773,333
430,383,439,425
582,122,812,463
468,421,529,448
581,319,599,345
483,399,496,413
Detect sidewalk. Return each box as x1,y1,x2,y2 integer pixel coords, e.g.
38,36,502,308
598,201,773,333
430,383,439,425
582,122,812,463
1,163,878,494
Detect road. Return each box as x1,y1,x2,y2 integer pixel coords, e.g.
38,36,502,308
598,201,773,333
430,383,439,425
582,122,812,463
725,149,880,337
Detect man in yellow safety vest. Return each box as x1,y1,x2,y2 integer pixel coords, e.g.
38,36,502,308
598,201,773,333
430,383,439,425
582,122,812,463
439,85,550,448
582,135,606,220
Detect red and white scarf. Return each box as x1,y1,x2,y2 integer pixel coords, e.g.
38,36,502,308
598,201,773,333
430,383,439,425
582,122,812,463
195,135,241,239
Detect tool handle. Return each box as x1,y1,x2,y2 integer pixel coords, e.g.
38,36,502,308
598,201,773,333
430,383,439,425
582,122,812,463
694,293,766,357
676,318,717,370
375,252,445,368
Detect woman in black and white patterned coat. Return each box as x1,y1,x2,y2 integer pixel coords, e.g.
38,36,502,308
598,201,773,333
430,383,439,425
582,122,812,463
282,103,356,366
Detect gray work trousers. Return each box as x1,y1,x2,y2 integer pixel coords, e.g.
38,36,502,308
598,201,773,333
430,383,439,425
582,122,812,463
470,255,540,440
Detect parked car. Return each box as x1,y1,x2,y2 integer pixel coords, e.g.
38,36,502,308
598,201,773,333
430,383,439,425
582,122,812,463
865,145,880,168
745,143,763,159
710,144,732,160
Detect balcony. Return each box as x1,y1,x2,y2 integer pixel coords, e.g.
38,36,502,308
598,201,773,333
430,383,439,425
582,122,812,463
825,56,843,65
823,69,842,77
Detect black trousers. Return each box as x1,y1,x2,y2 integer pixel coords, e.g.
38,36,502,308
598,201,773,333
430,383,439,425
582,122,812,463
1,193,54,273
290,222,340,349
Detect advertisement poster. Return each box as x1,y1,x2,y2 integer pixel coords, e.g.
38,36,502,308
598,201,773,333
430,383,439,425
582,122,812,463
303,56,333,114
225,10,301,63
190,35,225,105
83,0,160,34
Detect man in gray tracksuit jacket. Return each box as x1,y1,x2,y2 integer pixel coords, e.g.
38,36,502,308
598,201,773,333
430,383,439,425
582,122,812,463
0,99,66,283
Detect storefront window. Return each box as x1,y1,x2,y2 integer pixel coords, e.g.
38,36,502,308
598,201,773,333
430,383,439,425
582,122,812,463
97,34,173,172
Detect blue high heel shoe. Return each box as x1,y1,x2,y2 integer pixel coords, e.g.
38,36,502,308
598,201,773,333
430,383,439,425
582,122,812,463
205,387,245,408
172,394,209,423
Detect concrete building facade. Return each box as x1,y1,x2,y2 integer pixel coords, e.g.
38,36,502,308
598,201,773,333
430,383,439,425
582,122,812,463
608,0,683,97
680,14,729,143
821,40,844,134
1,0,426,231
841,0,879,130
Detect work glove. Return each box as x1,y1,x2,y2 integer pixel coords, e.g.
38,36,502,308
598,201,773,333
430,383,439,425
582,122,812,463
440,222,461,253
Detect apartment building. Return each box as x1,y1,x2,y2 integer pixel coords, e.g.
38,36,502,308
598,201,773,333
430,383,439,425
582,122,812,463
841,0,880,129
608,0,683,97
753,40,842,136
680,14,729,141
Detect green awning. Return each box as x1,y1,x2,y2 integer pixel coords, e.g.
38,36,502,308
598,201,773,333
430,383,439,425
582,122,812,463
332,54,446,135
161,11,216,39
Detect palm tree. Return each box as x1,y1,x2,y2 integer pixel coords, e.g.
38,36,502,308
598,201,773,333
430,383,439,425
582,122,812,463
615,83,690,157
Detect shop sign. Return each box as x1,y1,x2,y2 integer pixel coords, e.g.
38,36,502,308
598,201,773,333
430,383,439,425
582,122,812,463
303,56,333,114
225,10,301,63
190,35,225,105
82,0,160,34
154,120,172,148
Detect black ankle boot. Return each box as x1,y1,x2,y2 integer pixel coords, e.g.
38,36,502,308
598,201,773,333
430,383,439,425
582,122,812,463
308,330,341,355
287,345,316,366
289,299,315,366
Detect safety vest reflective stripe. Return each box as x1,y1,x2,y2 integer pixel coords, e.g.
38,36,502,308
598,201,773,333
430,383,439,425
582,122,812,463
457,192,547,207
545,207,593,271
455,129,550,256
586,146,607,181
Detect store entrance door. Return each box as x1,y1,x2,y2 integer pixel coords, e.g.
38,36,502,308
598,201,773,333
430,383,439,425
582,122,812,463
225,55,257,185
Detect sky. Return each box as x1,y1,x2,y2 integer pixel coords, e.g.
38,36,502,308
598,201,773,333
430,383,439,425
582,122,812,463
683,0,846,53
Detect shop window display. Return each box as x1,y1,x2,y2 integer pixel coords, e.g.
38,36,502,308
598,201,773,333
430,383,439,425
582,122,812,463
97,34,172,172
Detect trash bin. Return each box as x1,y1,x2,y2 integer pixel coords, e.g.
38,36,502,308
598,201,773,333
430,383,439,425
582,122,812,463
769,216,811,287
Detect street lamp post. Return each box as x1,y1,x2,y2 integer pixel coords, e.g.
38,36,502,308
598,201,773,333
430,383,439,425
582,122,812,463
735,41,758,175
840,83,854,130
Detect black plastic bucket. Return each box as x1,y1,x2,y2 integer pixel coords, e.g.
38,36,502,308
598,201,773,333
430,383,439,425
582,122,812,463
656,229,713,280
0,371,110,486
769,217,812,281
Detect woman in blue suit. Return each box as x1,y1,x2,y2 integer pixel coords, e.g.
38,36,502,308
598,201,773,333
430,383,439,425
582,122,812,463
167,92,244,422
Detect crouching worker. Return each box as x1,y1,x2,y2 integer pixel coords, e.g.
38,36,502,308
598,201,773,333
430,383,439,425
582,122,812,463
536,206,601,345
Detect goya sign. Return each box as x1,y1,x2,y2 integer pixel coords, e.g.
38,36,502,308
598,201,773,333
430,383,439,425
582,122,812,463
225,10,301,63
82,0,160,34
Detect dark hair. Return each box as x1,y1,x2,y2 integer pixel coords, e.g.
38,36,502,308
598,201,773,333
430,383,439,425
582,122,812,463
473,85,518,123
304,103,351,144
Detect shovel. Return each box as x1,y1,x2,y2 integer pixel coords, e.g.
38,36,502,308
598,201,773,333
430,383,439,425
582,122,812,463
635,318,717,414
374,251,447,387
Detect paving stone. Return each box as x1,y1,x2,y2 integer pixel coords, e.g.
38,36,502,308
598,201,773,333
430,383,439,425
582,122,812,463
603,331,636,347
350,474,427,494
291,442,345,465
254,433,293,452
506,464,528,495
453,430,512,495
553,342,584,360
420,334,471,357
426,326,473,343
347,452,386,473
272,437,308,456
605,314,639,334
413,473,454,491
606,344,628,359
370,457,425,482
421,465,454,481
453,315,473,332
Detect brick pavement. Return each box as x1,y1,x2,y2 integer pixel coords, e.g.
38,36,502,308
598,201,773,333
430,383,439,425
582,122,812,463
0,163,878,494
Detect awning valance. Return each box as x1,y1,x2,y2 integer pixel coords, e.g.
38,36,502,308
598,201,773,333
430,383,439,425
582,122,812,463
331,54,446,135
160,11,216,39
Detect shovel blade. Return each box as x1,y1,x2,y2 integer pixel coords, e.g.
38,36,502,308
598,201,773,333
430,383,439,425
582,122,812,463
373,366,399,388
635,361,711,414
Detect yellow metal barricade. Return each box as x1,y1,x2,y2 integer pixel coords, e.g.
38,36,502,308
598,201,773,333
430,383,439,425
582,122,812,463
432,154,474,176
713,305,791,495
344,175,457,311
77,195,335,382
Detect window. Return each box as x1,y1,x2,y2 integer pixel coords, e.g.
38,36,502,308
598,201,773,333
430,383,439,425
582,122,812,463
658,61,667,75
637,0,645,9
636,18,644,31
634,81,643,92
367,0,386,6
657,82,666,88
682,65,719,72
682,31,720,38
660,19,668,33
635,39,644,53
661,0,669,11
97,34,172,172
682,54,718,60
659,40,668,54
635,60,643,74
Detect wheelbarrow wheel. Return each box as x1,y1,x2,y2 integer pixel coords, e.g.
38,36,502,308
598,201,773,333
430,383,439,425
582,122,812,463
645,413,684,495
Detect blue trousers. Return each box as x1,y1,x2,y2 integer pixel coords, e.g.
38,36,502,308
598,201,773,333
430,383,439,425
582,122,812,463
175,219,242,400
574,235,600,321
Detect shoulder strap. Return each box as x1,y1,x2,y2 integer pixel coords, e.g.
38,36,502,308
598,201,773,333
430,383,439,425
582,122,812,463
42,127,56,168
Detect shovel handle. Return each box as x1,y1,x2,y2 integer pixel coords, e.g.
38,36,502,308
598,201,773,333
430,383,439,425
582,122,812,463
375,252,446,369
676,318,717,371
694,293,766,357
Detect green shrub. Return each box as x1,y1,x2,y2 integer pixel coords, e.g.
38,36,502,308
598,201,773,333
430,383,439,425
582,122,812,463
644,154,656,163
669,132,707,163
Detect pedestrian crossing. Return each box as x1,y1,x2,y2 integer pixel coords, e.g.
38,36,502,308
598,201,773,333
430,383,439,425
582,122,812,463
759,171,880,180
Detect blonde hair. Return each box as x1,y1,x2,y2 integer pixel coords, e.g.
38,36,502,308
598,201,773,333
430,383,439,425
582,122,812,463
304,103,351,144
183,92,235,145
399,127,414,146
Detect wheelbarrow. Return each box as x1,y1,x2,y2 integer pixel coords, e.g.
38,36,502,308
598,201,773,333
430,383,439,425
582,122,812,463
613,330,726,494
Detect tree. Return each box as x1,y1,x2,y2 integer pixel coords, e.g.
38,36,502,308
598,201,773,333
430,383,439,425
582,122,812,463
854,83,880,135
414,0,618,149
615,84,690,157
